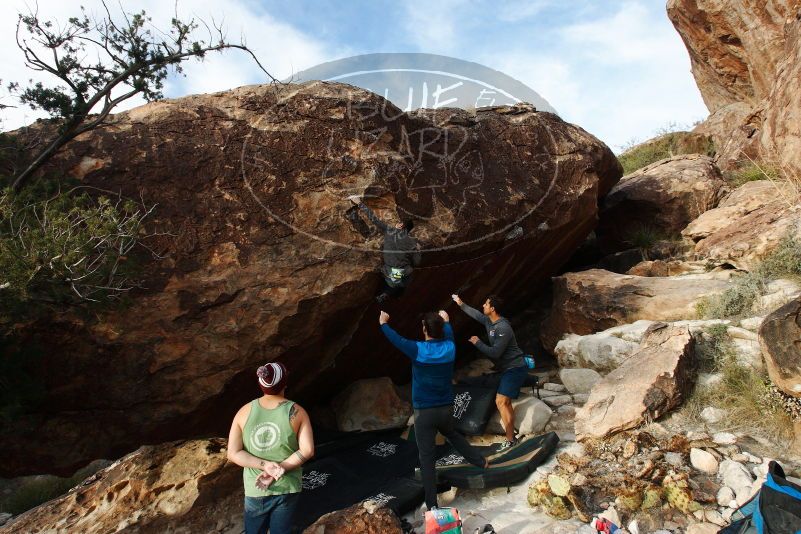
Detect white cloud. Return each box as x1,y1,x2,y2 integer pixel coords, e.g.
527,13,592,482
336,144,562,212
401,0,467,54
0,0,338,130
491,1,708,151
561,1,682,64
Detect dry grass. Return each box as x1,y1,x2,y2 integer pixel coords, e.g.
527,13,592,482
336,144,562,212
681,326,795,445
696,236,801,319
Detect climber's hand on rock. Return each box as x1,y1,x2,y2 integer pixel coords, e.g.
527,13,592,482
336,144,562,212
469,336,479,345
438,310,449,322
379,311,390,325
347,195,361,205
451,294,463,306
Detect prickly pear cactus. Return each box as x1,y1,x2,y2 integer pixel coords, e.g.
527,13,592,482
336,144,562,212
548,474,571,497
663,474,701,513
546,496,572,520
641,486,663,509
616,487,644,512
528,479,551,507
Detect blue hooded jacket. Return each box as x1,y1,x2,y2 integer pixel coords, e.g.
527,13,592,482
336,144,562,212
380,322,455,409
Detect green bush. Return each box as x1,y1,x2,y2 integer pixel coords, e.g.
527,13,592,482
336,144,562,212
725,162,781,187
618,130,715,175
696,236,801,319
0,177,154,323
694,322,730,372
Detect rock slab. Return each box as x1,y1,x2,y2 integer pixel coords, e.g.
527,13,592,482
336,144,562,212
575,324,695,440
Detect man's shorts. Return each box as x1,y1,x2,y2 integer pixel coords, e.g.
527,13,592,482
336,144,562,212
497,365,529,399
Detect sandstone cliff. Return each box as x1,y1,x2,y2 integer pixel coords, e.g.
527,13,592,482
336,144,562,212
667,0,801,171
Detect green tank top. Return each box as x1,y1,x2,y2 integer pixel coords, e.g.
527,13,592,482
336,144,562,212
241,399,302,497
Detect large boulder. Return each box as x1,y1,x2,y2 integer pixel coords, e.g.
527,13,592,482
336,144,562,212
1,82,621,475
683,180,801,270
597,154,727,253
333,377,412,432
667,0,801,172
540,269,730,352
575,324,696,441
0,439,242,534
759,297,801,398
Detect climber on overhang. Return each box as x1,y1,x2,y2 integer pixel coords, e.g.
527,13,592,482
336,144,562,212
348,195,421,304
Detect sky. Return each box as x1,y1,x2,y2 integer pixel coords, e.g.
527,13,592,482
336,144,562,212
0,0,709,152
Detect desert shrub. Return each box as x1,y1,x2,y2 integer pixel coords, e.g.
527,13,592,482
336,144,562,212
725,162,781,187
618,127,715,175
0,177,156,324
696,236,801,319
685,326,794,443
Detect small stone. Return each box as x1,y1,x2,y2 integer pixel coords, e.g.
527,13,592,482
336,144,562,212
712,432,737,445
628,519,640,534
557,404,576,417
543,383,567,392
691,448,719,475
570,473,588,487
701,407,726,424
744,452,762,464
693,510,705,521
752,458,773,478
0,514,11,527
687,523,722,534
622,439,638,459
543,394,573,407
538,388,564,398
665,452,684,467
705,509,726,526
731,453,749,463
716,487,735,506
572,393,589,405
722,508,735,521
687,430,711,441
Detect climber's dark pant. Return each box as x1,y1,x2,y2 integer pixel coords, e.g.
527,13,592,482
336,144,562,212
376,274,410,301
414,405,486,509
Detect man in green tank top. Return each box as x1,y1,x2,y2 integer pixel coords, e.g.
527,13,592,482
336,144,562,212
228,362,315,534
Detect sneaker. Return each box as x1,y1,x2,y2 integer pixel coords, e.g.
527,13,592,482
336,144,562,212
498,438,518,451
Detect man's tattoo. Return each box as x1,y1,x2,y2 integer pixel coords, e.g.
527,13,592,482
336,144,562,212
295,450,307,463
289,403,298,422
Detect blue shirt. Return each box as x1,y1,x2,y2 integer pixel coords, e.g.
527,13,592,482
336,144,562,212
380,323,455,409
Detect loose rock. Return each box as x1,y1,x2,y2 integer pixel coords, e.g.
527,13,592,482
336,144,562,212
559,369,602,394
690,448,719,475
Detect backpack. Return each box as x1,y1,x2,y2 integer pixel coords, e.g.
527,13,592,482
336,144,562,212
719,461,801,534
424,507,463,534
